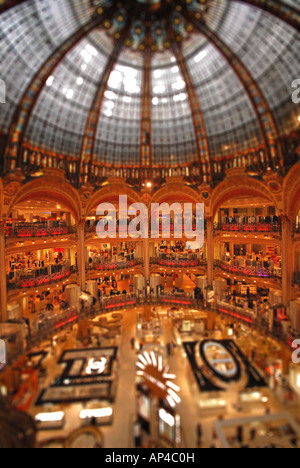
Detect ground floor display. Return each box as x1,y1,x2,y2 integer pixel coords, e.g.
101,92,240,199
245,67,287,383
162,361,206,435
0,305,299,449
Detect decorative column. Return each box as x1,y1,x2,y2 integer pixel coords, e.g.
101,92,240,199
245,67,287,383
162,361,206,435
143,237,150,283
206,217,214,288
230,243,235,259
77,221,86,291
281,216,293,307
140,43,152,170
0,222,8,322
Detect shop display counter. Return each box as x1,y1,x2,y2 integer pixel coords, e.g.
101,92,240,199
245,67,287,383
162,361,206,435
35,411,65,431
238,391,268,410
79,406,113,426
198,397,227,416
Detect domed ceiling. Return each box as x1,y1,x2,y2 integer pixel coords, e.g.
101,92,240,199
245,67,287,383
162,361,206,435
0,0,299,172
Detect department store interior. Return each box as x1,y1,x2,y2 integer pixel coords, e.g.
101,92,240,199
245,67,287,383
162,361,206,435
0,0,300,450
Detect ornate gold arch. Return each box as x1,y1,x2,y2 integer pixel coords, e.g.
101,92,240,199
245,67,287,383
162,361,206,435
210,174,279,218
6,177,82,223
150,182,200,207
283,163,300,222
85,181,142,217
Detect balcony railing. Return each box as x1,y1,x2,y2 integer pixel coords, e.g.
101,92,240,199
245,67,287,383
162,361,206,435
151,256,206,269
5,224,76,239
214,222,281,234
7,268,74,290
18,295,299,352
86,258,143,272
216,260,282,279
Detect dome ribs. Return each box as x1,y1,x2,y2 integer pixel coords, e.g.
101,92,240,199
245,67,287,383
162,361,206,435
79,22,131,177
236,0,300,31
0,0,27,15
169,33,212,182
185,12,283,170
140,41,152,170
3,7,115,174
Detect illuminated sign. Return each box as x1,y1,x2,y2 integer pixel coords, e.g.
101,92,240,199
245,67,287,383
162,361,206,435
137,352,180,407
35,412,65,423
202,341,238,379
80,408,113,420
159,408,175,427
86,358,107,375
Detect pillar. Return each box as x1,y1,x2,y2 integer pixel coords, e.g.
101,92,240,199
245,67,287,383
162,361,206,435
65,212,71,227
207,217,214,288
143,237,150,282
281,216,292,308
135,242,143,260
77,222,86,291
281,345,292,375
0,224,8,322
247,243,253,255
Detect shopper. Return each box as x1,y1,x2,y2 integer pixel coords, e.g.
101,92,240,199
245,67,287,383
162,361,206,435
196,423,203,447
130,337,135,350
133,421,142,448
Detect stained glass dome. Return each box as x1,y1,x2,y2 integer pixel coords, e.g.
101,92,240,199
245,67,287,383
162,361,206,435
0,0,299,176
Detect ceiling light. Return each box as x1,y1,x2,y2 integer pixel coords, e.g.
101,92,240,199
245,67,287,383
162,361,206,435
153,85,165,94
152,97,159,106
66,89,74,100
118,66,138,78
105,109,113,117
108,70,122,89
173,93,187,102
46,76,54,87
105,101,115,109
194,50,208,63
81,49,92,63
154,70,163,79
172,80,185,90
171,66,179,74
76,77,84,86
123,96,132,103
85,44,98,57
105,91,117,100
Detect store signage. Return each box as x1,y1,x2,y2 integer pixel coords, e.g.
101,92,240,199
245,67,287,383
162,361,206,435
202,341,238,378
159,408,175,427
35,412,65,423
79,408,113,420
86,358,107,375
137,352,180,407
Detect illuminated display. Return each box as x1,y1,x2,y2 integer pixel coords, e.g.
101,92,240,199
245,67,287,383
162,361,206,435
137,352,181,408
35,412,65,423
79,408,113,420
86,358,107,376
202,341,238,379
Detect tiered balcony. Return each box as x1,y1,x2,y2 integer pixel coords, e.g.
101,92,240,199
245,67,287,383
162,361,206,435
216,260,282,279
214,222,281,234
5,224,76,239
86,258,143,272
151,255,205,269
7,267,75,290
